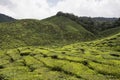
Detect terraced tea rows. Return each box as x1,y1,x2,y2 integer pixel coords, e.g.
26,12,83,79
0,40,120,80
0,33,120,80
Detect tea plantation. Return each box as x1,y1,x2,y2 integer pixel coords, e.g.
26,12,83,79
0,33,120,80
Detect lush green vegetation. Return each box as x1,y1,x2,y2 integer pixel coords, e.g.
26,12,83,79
0,16,96,49
0,32,120,80
0,12,120,80
56,12,119,35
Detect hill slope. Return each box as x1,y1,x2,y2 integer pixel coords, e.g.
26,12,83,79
0,12,120,49
56,12,119,36
0,19,62,49
0,32,119,80
0,13,15,22
99,27,120,37
0,16,95,49
42,16,95,40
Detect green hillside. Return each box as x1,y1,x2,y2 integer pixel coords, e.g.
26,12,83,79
56,12,119,36
0,19,62,49
42,16,95,40
0,13,15,22
99,27,120,37
0,32,119,80
91,32,120,51
0,16,95,49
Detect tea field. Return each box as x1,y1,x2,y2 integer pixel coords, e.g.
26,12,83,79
0,33,120,80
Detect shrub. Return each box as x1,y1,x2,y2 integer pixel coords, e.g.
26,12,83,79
61,52,66,54
51,55,58,59
0,65,4,69
0,74,8,80
82,60,88,66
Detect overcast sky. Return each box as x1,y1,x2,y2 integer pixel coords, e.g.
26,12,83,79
0,0,120,19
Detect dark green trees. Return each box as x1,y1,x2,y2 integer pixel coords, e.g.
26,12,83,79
0,13,15,22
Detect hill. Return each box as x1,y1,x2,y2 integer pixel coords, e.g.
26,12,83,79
92,32,120,50
0,13,15,22
0,12,120,49
0,16,95,49
99,27,120,37
42,16,95,40
56,12,119,35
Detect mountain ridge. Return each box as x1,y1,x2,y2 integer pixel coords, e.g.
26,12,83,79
0,13,15,22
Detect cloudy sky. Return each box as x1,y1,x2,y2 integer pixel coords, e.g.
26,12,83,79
0,0,120,19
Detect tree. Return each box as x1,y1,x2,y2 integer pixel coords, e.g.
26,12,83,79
114,18,120,27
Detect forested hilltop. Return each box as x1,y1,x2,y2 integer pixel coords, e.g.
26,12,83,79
56,12,120,35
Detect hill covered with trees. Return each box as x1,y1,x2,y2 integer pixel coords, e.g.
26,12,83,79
56,12,120,36
0,13,15,23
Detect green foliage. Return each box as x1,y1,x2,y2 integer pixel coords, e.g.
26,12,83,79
42,15,96,40
56,12,119,36
0,16,96,49
0,32,120,80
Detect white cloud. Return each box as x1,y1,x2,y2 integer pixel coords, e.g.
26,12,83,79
7,0,52,19
53,0,120,17
0,5,16,16
0,0,120,19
